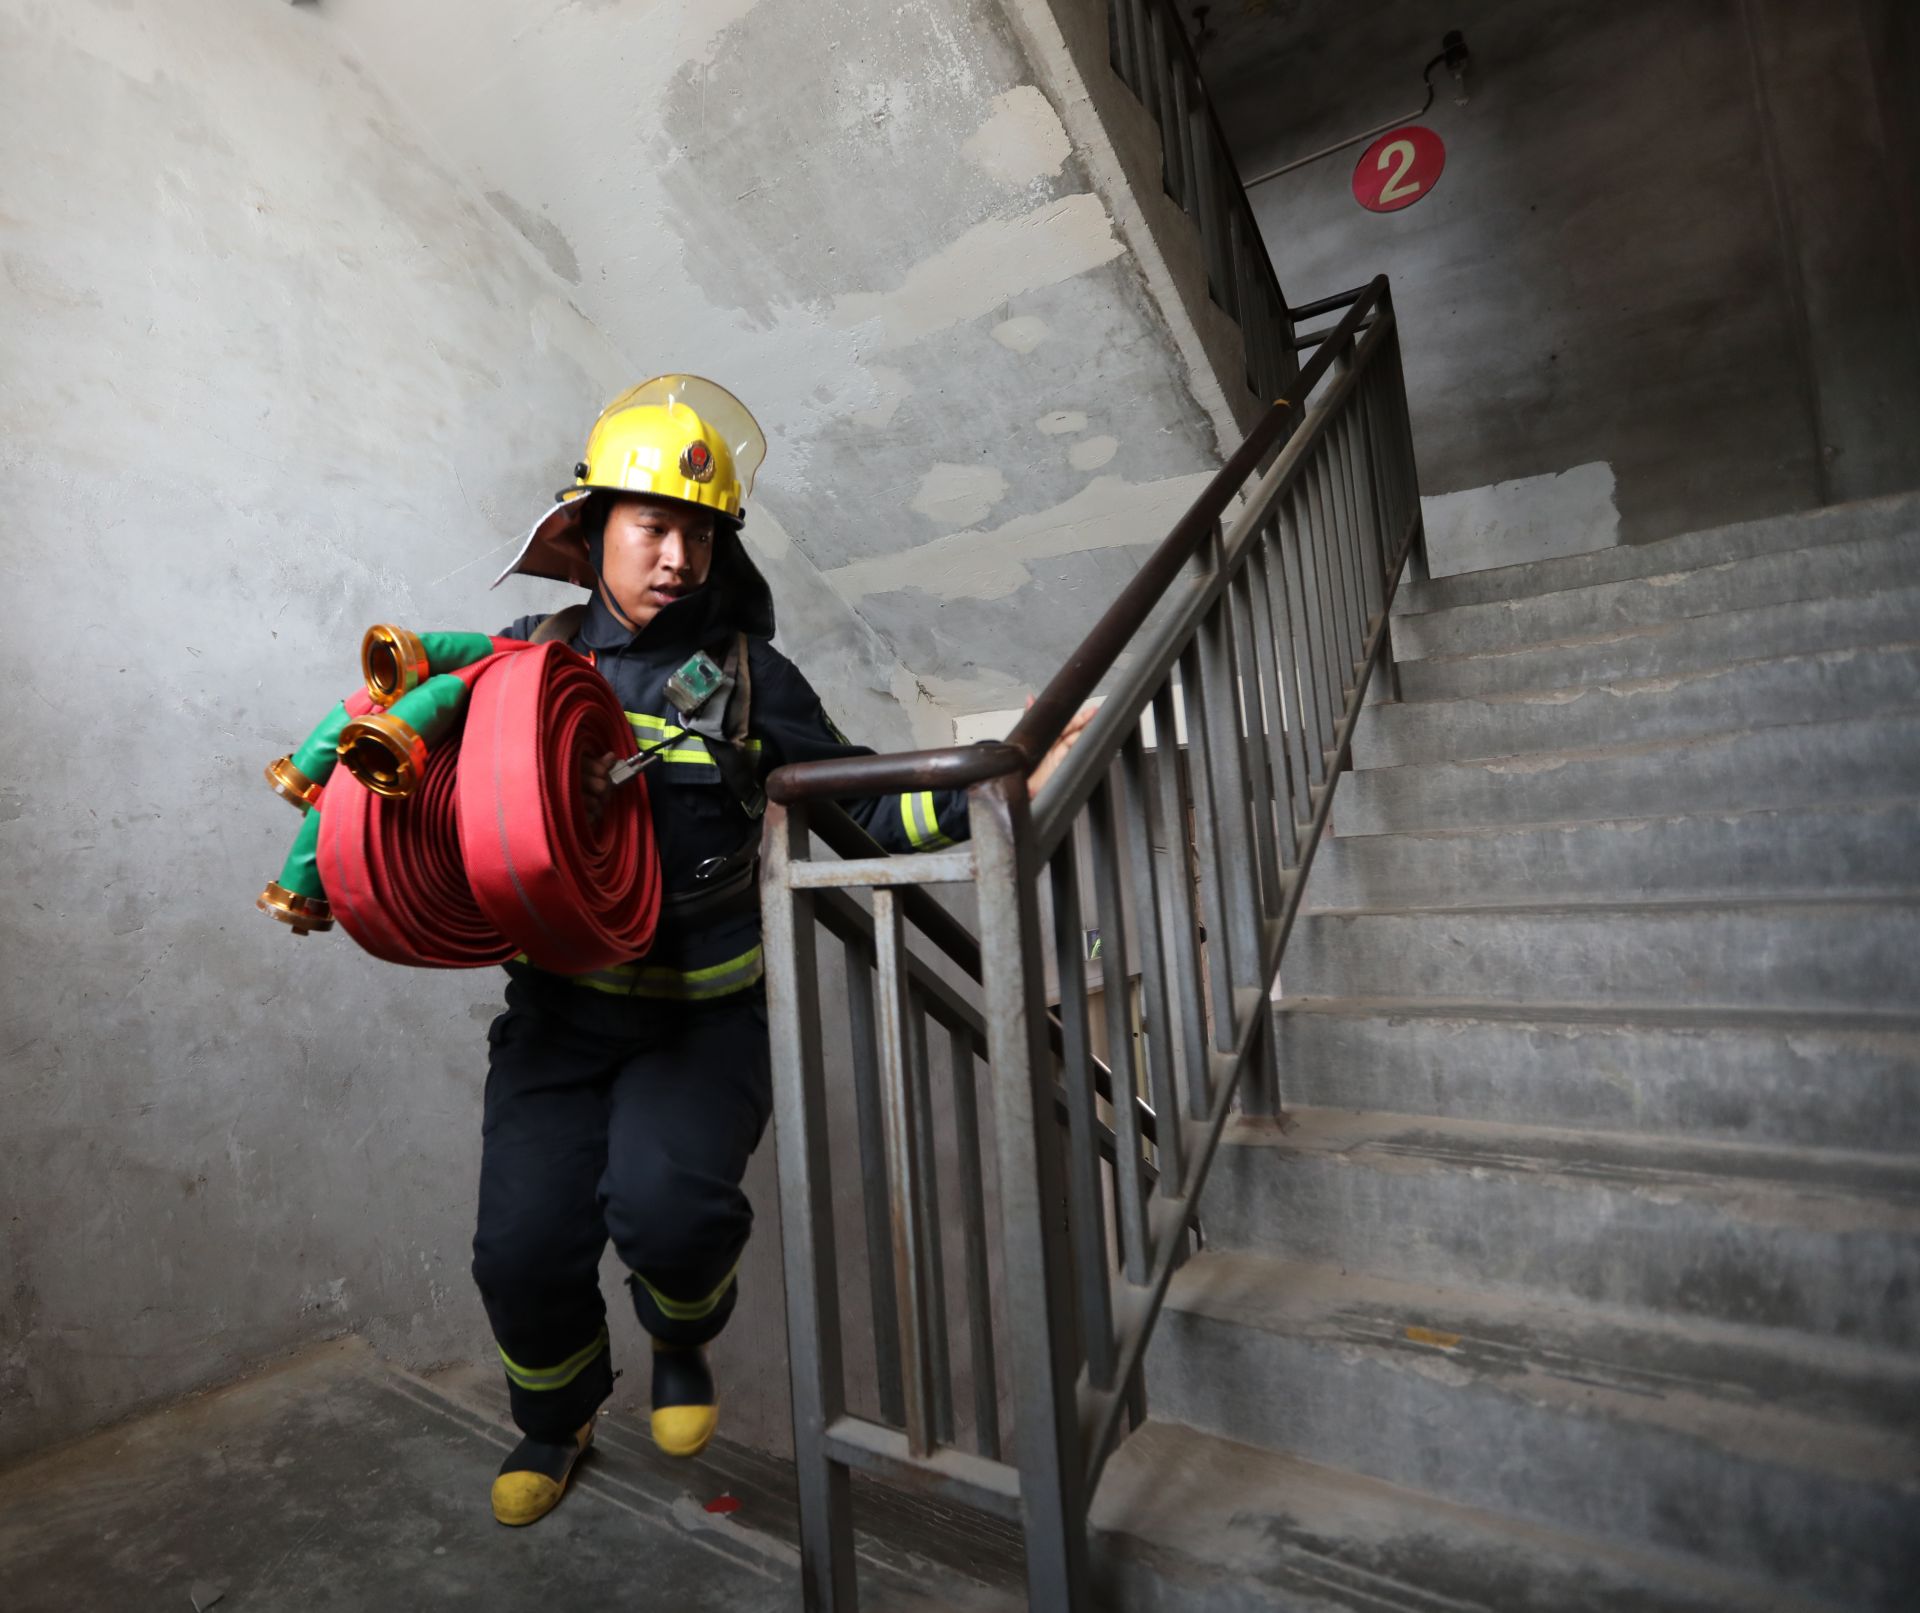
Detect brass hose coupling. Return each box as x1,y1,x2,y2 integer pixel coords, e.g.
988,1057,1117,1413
264,754,322,811
257,880,334,935
361,624,429,708
338,710,428,798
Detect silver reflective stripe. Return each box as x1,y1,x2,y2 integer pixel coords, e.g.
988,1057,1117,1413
901,790,952,851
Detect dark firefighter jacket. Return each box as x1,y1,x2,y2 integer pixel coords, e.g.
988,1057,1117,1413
497,528,969,1036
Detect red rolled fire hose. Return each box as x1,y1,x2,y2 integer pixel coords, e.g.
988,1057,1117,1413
316,642,662,971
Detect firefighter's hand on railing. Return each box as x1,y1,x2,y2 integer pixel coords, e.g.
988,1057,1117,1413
1026,698,1099,801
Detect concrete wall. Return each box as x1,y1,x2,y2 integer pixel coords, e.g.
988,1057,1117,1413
1203,0,1920,551
323,0,1228,727
0,0,929,1464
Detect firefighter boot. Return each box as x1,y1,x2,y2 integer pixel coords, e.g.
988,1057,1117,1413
650,1340,718,1458
491,1420,595,1526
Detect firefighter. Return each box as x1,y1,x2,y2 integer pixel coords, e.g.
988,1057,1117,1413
475,377,1091,1526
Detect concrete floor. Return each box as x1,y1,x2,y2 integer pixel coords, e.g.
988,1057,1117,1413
0,1339,1023,1613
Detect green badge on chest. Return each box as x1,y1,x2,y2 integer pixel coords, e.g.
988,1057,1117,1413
666,651,726,715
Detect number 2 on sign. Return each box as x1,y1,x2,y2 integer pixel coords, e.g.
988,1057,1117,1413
1376,139,1421,203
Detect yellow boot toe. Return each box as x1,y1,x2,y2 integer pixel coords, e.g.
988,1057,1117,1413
491,1469,566,1527
650,1401,719,1459
490,1421,593,1526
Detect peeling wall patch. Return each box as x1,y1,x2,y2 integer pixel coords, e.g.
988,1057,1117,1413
830,193,1122,349
961,85,1072,187
1068,434,1118,471
993,316,1050,354
910,462,1010,528
826,470,1214,602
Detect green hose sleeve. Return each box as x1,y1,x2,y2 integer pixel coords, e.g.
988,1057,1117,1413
276,806,326,903
385,672,472,750
290,702,352,786
418,631,497,672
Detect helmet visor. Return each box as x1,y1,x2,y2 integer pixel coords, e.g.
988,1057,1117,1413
606,375,767,506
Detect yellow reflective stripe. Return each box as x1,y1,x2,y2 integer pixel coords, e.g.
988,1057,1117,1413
901,790,951,851
498,1327,608,1392
625,711,762,766
571,944,765,1001
634,1258,740,1323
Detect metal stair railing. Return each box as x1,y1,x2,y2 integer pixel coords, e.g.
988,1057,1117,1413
762,275,1426,1610
1108,0,1298,402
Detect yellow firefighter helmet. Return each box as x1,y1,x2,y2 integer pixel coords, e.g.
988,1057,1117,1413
494,375,768,590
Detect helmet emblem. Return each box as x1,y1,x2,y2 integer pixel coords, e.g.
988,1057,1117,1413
679,440,715,483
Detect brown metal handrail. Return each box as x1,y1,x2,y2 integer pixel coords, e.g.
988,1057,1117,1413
767,278,1388,808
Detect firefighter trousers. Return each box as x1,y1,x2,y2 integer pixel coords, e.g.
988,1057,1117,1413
469,991,772,1441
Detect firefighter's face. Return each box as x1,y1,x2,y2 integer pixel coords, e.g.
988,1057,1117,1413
600,493,715,629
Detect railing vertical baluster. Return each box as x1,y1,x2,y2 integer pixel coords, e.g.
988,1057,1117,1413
1229,564,1284,923
1344,403,1383,625
1120,726,1185,1190
1243,541,1301,872
1334,404,1376,638
1169,64,1199,217
1293,477,1339,773
844,949,905,1426
1048,833,1118,1390
762,804,856,1611
1152,683,1212,1120
1353,368,1403,701
1189,100,1225,301
1178,637,1236,1056
872,887,934,1456
1197,568,1275,1107
907,1000,955,1448
1263,520,1316,846
1314,440,1361,691
1088,776,1150,1284
1317,443,1362,696
970,775,1091,1609
945,1023,1001,1461
1110,0,1137,88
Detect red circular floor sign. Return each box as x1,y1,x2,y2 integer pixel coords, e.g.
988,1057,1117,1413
1352,126,1445,213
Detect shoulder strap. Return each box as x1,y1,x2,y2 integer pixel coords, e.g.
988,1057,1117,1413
529,603,588,645
697,634,763,819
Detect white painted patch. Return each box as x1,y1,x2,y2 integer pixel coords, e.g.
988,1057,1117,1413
849,365,910,430
961,85,1072,187
1069,434,1118,471
911,462,1010,528
992,316,1051,354
1035,410,1087,435
1420,461,1620,579
831,193,1122,349
826,470,1215,602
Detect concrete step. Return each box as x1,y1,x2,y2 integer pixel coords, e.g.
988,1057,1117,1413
1396,490,1920,618
1286,897,1918,1014
1395,527,1920,663
1309,799,1920,908
1351,642,1920,770
1203,1110,1920,1348
1399,583,1920,701
1337,712,1920,834
1093,1420,1827,1613
1145,1252,1920,1613
1272,1000,1920,1153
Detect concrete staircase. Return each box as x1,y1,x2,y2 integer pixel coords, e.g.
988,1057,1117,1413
1103,493,1920,1611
